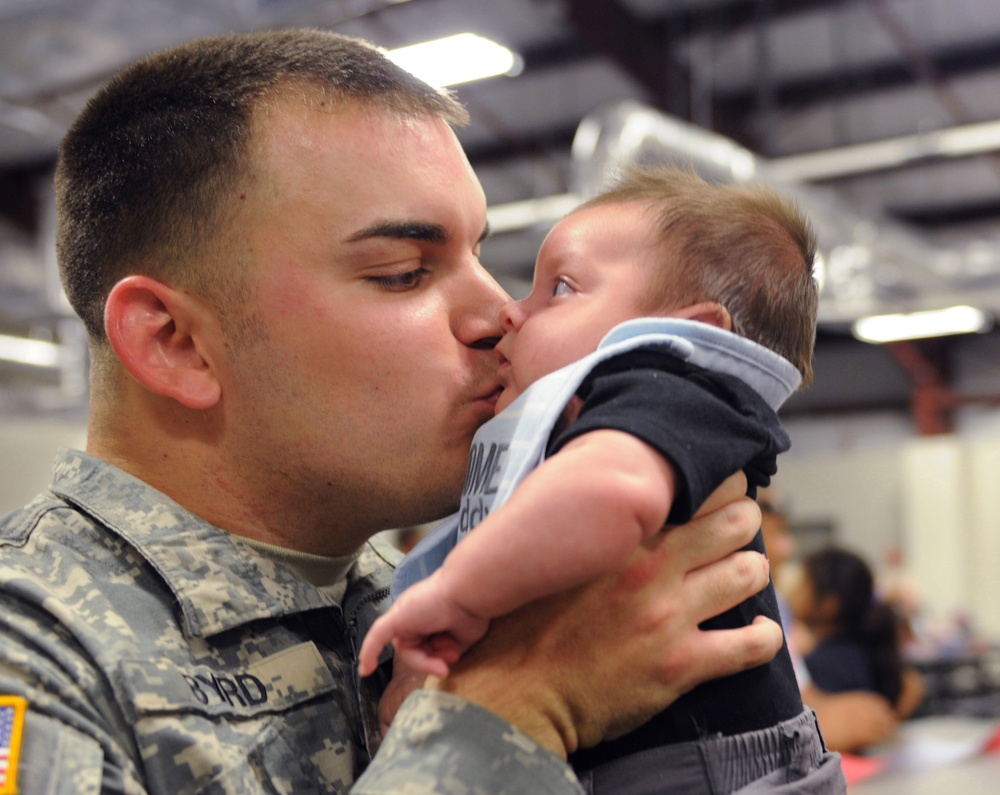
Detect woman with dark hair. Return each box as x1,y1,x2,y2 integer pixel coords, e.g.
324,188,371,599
790,546,924,715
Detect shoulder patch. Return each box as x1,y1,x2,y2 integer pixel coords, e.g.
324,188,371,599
0,696,26,795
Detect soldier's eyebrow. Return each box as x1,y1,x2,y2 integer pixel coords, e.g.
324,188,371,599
346,220,448,245
345,220,492,246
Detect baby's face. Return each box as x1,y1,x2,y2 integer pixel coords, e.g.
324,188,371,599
494,201,659,413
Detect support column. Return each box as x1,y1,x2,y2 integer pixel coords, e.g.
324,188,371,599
900,437,970,628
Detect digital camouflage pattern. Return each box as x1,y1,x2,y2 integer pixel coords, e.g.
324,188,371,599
0,450,582,794
354,689,582,793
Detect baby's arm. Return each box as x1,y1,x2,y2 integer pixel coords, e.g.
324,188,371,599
438,429,677,613
359,571,488,677
358,429,676,676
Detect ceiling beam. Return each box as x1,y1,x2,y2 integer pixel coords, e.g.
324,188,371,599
517,36,593,72
558,0,842,119
887,340,954,435
715,35,1000,118
562,0,691,116
0,163,45,234
616,0,848,39
890,196,1000,229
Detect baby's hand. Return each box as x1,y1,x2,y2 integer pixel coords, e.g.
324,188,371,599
358,574,490,678
377,658,428,736
390,632,463,678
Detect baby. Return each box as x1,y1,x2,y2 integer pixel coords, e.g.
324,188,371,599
360,164,845,793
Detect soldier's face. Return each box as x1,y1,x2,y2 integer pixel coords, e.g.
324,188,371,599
214,100,508,550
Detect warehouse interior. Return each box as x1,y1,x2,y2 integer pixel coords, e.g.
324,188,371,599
2,2,1000,770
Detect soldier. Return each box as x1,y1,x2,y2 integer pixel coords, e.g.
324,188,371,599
0,29,780,793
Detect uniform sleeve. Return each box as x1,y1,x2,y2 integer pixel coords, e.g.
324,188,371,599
0,595,145,795
353,689,583,794
14,709,107,795
548,348,790,524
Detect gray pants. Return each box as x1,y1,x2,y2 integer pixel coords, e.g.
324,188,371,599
576,709,845,795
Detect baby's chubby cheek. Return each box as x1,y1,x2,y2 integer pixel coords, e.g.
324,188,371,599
495,386,520,415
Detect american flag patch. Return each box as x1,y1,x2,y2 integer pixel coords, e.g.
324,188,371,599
0,696,26,795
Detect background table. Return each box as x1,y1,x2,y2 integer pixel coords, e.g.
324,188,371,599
846,715,1000,794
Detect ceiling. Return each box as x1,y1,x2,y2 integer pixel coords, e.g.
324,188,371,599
1,0,1000,422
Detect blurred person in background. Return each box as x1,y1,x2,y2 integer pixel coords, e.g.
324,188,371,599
759,490,913,752
789,545,926,731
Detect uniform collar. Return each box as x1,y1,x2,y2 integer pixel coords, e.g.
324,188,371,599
49,449,394,638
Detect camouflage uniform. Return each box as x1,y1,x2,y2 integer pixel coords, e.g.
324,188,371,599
0,450,582,794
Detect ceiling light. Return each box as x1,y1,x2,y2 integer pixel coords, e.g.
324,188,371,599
852,305,992,344
487,192,581,234
0,334,60,368
387,33,522,88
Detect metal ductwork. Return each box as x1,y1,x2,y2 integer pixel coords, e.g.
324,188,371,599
568,101,1000,328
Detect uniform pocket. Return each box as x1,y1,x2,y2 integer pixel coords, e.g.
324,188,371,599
115,641,358,794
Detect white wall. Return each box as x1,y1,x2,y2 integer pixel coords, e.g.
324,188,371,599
779,412,911,556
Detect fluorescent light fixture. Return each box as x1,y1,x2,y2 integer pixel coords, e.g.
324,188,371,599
387,33,521,88
487,192,581,234
0,334,61,367
852,305,992,344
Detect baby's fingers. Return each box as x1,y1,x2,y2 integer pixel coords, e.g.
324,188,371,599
396,644,452,679
358,617,397,676
426,633,461,664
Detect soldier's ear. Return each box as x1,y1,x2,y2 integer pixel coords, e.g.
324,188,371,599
671,301,732,331
104,275,222,410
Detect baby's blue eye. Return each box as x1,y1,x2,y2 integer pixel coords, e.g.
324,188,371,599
553,279,574,297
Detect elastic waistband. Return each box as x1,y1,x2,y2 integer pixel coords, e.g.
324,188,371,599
579,709,832,795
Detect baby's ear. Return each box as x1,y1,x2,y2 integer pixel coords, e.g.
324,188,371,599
672,301,732,331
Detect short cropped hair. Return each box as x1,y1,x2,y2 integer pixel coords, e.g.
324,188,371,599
580,164,819,385
56,28,468,342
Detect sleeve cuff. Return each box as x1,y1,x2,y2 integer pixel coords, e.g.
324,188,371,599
354,689,583,794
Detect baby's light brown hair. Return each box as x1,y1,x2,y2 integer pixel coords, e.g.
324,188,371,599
580,163,819,385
